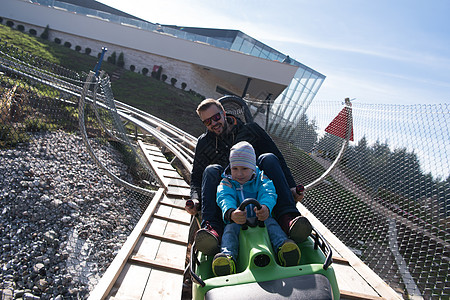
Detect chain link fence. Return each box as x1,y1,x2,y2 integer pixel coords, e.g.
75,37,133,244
263,99,449,299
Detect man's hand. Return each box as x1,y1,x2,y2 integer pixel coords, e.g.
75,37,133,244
231,209,246,224
291,187,304,202
255,205,269,221
185,199,200,215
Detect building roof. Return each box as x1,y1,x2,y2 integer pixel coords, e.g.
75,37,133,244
163,26,240,43
57,0,147,22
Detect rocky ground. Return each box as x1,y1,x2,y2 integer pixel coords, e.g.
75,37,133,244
0,131,150,299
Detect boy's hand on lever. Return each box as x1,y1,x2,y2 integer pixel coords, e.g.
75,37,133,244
255,205,269,221
231,209,247,224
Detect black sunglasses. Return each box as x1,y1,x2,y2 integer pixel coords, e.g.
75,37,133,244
202,111,223,126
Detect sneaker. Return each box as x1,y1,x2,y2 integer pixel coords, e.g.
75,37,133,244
289,216,312,243
212,253,236,276
278,239,301,267
194,223,220,256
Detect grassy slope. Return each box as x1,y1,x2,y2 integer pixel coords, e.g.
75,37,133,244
0,24,206,137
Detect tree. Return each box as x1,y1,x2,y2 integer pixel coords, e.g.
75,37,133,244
316,132,343,160
108,51,117,65
40,25,50,40
117,52,125,68
289,113,318,153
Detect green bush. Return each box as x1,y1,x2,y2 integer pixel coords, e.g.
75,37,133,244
24,119,50,132
54,38,61,44
17,25,25,32
142,67,149,75
130,65,135,72
6,20,14,27
170,77,177,86
85,48,91,55
161,74,167,82
181,82,187,90
29,29,37,36
64,41,71,48
40,25,50,40
75,45,81,52
108,51,117,65
0,124,30,148
117,52,125,67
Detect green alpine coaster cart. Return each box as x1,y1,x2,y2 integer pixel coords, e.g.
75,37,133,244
189,199,340,299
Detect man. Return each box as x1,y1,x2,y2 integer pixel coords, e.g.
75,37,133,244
186,98,312,255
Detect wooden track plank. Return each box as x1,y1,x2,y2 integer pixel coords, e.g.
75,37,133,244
153,157,172,164
333,256,350,265
168,204,191,223
145,216,169,236
141,269,184,299
167,185,190,197
163,221,190,243
333,263,380,297
108,264,150,300
88,188,165,300
154,241,187,269
133,235,161,261
154,202,176,217
151,159,173,168
155,200,191,223
160,200,185,210
129,256,184,274
340,290,383,300
144,148,165,157
141,144,161,152
154,214,190,226
162,195,186,206
143,232,188,246
165,177,190,188
138,141,168,187
158,168,182,180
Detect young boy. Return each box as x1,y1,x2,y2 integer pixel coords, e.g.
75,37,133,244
212,141,302,276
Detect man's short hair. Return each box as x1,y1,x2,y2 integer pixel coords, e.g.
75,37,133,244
196,98,225,116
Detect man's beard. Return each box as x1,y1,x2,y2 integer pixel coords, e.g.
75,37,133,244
215,119,228,136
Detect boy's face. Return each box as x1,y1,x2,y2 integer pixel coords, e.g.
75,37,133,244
231,165,254,185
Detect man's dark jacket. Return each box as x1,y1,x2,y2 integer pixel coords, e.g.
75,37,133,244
190,116,296,202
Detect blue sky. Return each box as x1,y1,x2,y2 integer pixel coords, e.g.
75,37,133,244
97,0,450,106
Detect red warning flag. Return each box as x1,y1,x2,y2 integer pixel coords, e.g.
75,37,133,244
325,98,354,141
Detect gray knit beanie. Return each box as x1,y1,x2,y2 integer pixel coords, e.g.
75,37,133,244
229,141,256,171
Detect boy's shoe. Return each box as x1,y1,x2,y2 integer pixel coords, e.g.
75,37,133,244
212,253,236,276
278,239,301,267
194,223,220,256
288,216,312,243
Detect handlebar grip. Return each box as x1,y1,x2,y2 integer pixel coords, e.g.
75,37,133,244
186,199,194,209
238,198,262,211
296,184,305,195
239,198,264,230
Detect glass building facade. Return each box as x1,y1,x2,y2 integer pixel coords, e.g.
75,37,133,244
30,0,325,138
